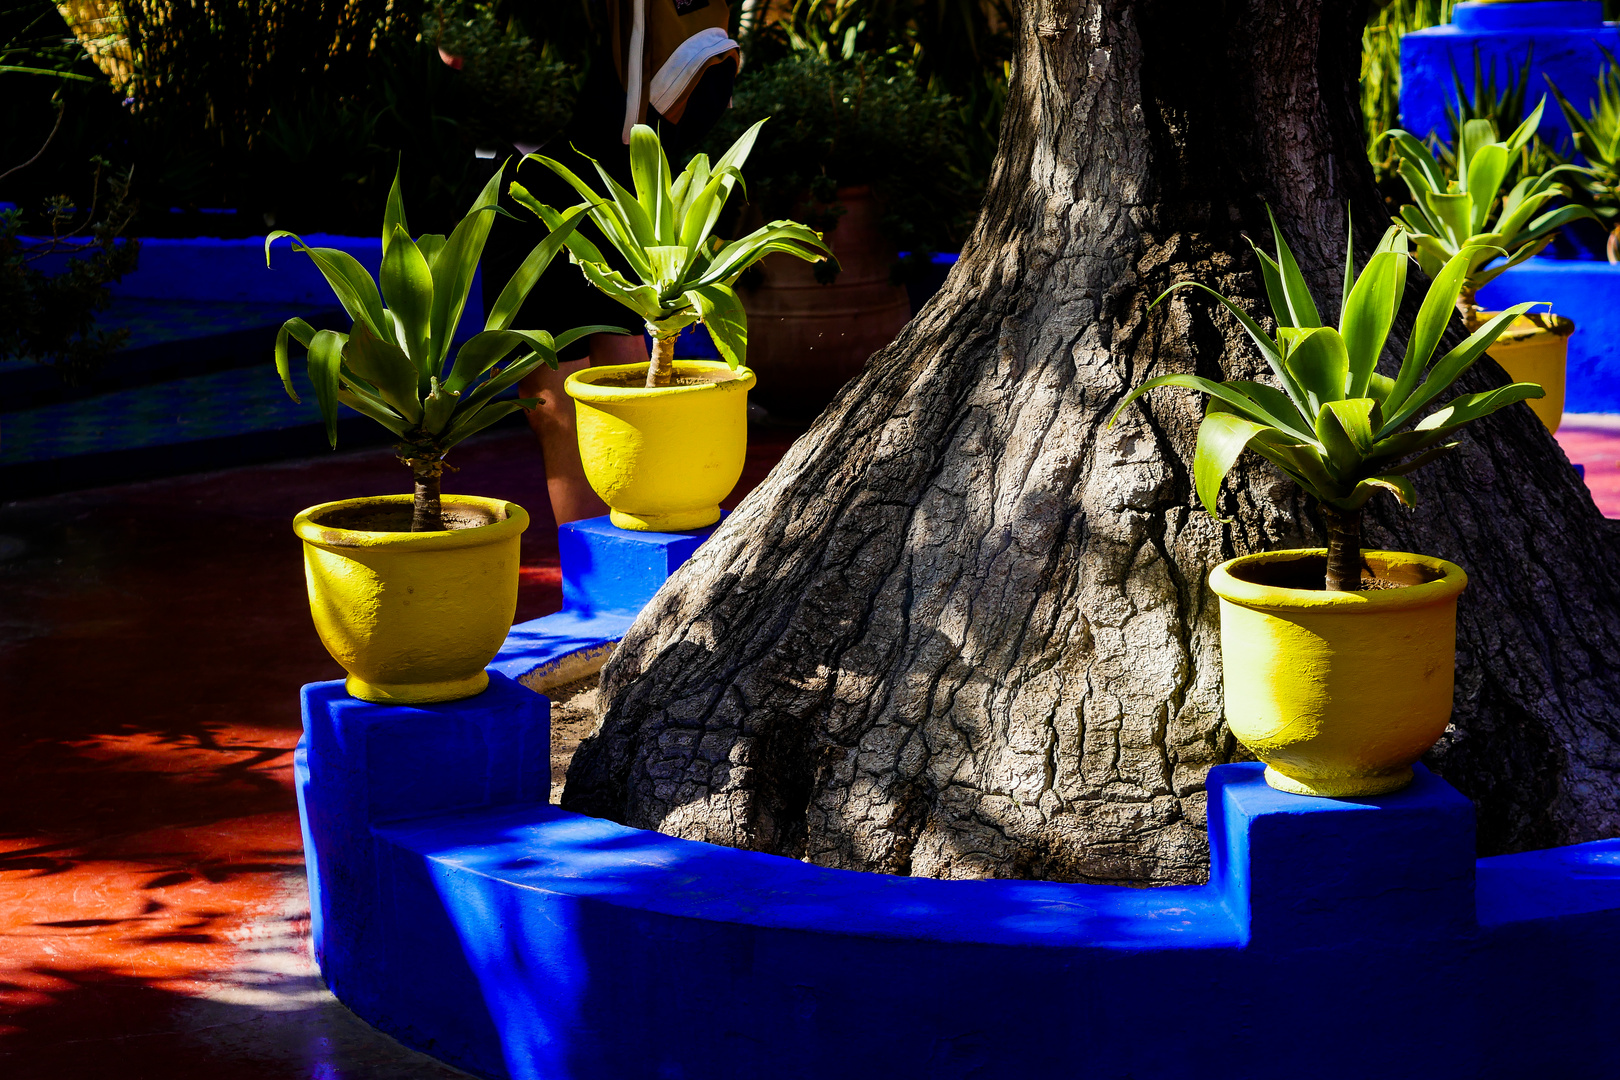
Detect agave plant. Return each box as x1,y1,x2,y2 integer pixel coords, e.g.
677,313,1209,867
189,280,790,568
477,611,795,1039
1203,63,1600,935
1378,97,1594,323
266,167,615,531
1547,49,1620,261
510,121,835,388
1112,210,1543,592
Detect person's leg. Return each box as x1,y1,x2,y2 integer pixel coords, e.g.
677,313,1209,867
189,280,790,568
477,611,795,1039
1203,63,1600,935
519,331,649,524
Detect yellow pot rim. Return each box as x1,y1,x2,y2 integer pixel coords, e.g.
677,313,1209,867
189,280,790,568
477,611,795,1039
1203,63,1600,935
293,493,529,552
1479,311,1575,342
1209,549,1467,613
565,359,755,404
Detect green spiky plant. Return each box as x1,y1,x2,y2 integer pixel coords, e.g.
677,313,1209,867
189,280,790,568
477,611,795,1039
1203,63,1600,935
1547,48,1620,262
1112,210,1543,592
510,121,835,388
1378,96,1595,325
266,167,617,531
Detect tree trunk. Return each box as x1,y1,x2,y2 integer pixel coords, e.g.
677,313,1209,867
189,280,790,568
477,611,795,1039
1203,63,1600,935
647,334,677,387
563,0,1620,883
1321,505,1362,592
407,455,445,532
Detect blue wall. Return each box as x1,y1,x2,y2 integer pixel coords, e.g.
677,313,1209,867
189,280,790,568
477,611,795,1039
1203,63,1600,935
1400,1,1617,148
1477,257,1620,413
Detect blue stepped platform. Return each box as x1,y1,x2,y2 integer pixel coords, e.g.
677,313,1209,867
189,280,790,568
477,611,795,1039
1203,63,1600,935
296,519,1620,1080
1477,257,1620,414
298,683,1620,1080
489,515,718,691
1400,2,1619,150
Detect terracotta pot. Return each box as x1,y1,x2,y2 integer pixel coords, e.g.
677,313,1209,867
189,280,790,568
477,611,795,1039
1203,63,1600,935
739,185,912,419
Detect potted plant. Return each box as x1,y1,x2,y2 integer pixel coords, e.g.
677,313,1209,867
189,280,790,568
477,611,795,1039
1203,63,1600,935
511,121,833,532
1379,98,1593,431
1114,211,1542,797
266,166,607,704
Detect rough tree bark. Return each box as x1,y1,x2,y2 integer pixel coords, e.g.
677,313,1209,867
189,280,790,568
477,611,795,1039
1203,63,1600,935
563,0,1620,883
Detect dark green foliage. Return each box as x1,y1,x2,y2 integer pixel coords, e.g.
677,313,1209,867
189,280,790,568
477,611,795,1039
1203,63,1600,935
705,52,978,260
424,2,581,151
1,165,140,383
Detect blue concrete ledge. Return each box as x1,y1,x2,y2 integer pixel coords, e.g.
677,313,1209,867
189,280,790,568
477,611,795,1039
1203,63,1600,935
1477,257,1620,412
1400,1,1616,148
490,516,719,690
298,514,1620,1077
297,678,1620,1079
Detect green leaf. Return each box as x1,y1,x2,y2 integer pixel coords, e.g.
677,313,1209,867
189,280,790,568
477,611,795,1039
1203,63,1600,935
1386,245,1480,416
343,320,422,422
1423,190,1473,243
1267,206,1322,328
380,225,434,370
686,283,748,368
382,161,409,257
484,204,593,332
1227,379,1313,437
428,168,505,365
1315,397,1372,477
307,330,347,448
553,324,630,353
1414,382,1546,431
526,152,654,276
628,125,677,244
1149,281,1312,416
265,232,388,339
1346,474,1418,510
416,233,447,269
455,342,560,414
575,259,666,320
1338,250,1405,398
421,376,461,434
439,400,531,449
273,317,315,402
1465,144,1510,231
1245,241,1293,329
509,185,611,265
1503,94,1547,156
335,388,411,437
444,329,557,393
1193,412,1273,520
1282,326,1351,413
1379,303,1539,435
1107,373,1315,442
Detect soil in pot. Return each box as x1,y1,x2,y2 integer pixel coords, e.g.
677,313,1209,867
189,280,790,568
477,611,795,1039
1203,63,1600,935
1226,552,1445,592
309,502,504,534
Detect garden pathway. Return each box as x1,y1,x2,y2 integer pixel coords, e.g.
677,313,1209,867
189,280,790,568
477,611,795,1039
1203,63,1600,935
0,422,795,1077
0,418,1612,1077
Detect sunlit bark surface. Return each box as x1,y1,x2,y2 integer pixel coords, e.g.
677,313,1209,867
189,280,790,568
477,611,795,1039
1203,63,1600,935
563,0,1620,882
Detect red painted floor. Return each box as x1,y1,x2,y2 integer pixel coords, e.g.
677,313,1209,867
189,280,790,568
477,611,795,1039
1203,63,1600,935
0,422,799,1077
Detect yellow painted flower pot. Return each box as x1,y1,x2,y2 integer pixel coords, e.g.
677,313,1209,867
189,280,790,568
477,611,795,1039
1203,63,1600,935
566,359,755,532
1209,549,1467,797
1482,311,1573,434
293,494,528,704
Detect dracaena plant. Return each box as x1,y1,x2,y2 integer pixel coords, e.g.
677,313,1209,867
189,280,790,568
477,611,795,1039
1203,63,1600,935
1378,96,1594,324
510,121,835,388
1112,210,1543,593
266,166,614,532
1547,49,1620,261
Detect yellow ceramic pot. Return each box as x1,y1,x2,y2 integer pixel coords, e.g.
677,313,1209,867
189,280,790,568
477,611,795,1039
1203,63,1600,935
1208,549,1467,797
566,359,755,532
1482,311,1573,434
293,494,528,704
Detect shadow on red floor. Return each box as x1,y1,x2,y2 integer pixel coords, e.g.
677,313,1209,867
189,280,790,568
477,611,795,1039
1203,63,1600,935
0,422,799,1077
